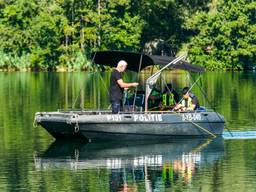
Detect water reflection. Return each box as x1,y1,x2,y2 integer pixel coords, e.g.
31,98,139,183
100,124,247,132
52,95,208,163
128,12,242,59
35,138,224,191
3,72,256,191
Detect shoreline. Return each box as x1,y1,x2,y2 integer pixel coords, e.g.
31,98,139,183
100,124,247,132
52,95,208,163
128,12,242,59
0,66,254,72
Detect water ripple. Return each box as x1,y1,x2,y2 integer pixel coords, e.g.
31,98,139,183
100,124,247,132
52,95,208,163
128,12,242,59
223,131,256,139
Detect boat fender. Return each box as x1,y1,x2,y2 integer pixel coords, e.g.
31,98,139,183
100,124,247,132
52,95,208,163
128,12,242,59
73,114,80,133
74,123,79,133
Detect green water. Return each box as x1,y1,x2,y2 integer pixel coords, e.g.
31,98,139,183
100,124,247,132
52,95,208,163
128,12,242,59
0,71,256,191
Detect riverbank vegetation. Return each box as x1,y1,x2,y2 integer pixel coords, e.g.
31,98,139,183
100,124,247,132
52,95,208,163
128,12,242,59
0,0,255,71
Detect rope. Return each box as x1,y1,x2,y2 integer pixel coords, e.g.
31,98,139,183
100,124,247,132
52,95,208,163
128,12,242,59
148,110,217,138
189,73,214,110
175,111,217,138
72,51,110,109
216,112,232,137
191,138,213,153
72,71,96,109
188,118,216,138
189,73,227,137
171,75,202,111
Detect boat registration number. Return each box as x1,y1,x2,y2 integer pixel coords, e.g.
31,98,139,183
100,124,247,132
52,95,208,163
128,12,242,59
182,113,202,121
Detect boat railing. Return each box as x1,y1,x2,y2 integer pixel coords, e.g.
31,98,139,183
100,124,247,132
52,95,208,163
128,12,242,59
56,108,215,115
57,108,112,114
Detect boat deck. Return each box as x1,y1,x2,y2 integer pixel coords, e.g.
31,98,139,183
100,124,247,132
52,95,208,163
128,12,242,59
54,109,213,115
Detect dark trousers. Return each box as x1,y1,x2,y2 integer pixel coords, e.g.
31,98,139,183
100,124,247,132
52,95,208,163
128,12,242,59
111,100,121,114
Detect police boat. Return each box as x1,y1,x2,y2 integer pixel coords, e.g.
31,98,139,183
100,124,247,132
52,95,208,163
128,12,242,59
34,51,225,141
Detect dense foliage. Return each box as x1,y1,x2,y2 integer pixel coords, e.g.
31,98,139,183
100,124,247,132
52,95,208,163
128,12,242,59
187,0,256,70
0,0,255,71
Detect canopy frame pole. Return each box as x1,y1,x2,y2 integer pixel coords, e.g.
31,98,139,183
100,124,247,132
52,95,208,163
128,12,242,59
132,53,143,112
145,54,186,112
171,74,202,111
161,75,172,93
189,72,213,110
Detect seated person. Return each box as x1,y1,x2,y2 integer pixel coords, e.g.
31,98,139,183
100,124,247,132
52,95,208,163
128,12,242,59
159,83,179,110
148,87,162,110
174,87,200,111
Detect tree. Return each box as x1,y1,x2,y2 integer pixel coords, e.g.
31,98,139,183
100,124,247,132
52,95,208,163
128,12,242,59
187,0,256,70
0,0,38,55
131,1,184,55
29,1,68,70
0,0,255,71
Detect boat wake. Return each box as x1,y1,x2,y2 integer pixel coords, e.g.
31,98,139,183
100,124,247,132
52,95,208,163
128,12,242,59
223,131,256,139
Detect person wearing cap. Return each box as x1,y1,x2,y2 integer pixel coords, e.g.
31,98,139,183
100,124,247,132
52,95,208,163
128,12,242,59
174,87,200,111
109,60,139,114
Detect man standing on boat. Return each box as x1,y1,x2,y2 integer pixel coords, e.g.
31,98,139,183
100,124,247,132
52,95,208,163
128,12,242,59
109,60,139,114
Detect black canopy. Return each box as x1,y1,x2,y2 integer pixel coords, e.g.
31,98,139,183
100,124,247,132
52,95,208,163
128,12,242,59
169,61,205,73
92,51,205,73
